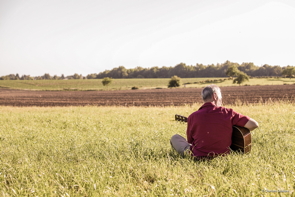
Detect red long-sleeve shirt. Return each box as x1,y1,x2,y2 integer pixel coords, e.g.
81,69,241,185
187,102,250,157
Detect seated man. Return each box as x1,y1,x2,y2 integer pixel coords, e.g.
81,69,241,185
170,84,259,159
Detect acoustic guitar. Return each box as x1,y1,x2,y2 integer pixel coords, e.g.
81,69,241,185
175,114,251,154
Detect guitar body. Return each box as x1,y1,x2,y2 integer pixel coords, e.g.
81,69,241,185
175,114,251,154
230,126,251,153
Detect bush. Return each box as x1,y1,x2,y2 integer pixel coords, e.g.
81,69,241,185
168,75,181,88
233,72,249,85
102,77,112,86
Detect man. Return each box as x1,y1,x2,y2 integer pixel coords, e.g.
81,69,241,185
170,84,258,159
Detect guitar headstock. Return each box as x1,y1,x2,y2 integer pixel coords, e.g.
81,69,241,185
175,114,188,123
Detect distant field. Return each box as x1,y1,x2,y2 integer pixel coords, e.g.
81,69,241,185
0,103,294,196
1,85,295,107
0,77,295,91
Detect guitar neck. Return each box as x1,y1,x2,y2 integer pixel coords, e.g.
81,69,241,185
175,114,188,122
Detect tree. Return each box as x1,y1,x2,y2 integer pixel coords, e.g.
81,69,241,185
169,63,187,77
20,75,33,80
225,64,250,85
86,73,97,79
282,66,295,79
233,72,249,85
73,73,82,79
225,65,240,77
43,73,51,80
102,77,112,86
271,66,282,76
53,75,59,80
168,75,181,88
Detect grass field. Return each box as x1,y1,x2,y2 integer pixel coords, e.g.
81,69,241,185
1,77,295,91
0,102,294,196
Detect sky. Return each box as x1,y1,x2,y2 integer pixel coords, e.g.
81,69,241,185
1,0,295,77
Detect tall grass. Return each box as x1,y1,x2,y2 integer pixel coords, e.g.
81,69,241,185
1,78,295,91
0,103,294,196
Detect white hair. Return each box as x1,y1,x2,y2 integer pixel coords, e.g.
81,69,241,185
202,84,222,101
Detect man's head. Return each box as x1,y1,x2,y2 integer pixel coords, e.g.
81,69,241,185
202,84,222,107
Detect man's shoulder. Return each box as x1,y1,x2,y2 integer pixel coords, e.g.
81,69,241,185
189,103,238,116
218,106,247,119
188,110,202,119
219,106,234,112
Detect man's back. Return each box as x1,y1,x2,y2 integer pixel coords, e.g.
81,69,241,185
187,102,249,157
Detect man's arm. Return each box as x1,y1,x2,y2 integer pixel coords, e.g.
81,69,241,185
186,126,193,144
244,118,259,131
186,117,193,144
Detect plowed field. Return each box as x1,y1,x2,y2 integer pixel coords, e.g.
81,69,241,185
0,85,294,107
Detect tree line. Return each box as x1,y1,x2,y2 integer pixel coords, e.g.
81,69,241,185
0,73,83,80
1,61,295,80
93,61,294,79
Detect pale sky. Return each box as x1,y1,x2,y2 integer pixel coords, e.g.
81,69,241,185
1,0,295,76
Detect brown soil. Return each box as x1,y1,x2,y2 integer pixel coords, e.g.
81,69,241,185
0,85,294,107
